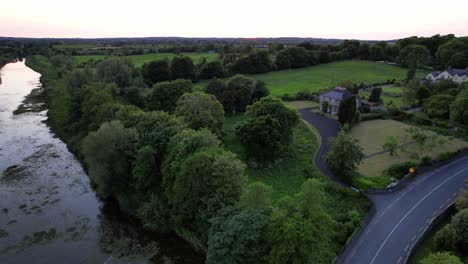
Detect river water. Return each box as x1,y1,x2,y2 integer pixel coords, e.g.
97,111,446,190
0,60,203,264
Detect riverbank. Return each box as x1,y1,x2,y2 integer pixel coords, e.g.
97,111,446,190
3,58,204,263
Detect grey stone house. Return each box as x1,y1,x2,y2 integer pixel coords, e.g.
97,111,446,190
319,87,361,115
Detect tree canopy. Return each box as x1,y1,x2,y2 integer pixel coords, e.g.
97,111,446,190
326,131,365,182
175,91,225,135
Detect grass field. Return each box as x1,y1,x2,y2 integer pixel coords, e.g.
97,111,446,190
350,120,468,177
382,86,404,95
359,89,406,108
283,100,319,110
74,52,218,67
196,61,428,96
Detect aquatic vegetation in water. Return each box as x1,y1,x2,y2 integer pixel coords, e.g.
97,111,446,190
1,165,30,183
0,229,8,238
0,228,60,254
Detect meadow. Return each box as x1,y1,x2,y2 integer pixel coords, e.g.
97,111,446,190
197,61,428,96
350,119,468,177
74,52,218,67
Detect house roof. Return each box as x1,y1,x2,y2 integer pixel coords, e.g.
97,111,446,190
320,86,353,101
446,69,468,77
429,71,441,77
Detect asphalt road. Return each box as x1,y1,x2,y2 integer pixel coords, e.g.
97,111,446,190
339,156,468,264
299,109,468,264
299,108,340,181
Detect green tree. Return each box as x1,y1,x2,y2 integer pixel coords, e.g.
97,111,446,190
131,145,158,191
276,47,315,69
204,78,226,100
252,80,270,102
236,96,299,163
226,75,257,113
96,57,135,88
423,94,454,118
450,89,468,124
141,59,171,85
433,225,456,251
398,45,430,68
78,83,119,133
81,121,137,198
326,131,365,182
266,179,334,264
165,148,246,243
170,56,195,80
236,115,284,163
206,208,270,264
338,96,357,125
175,91,225,135
369,87,382,103
147,79,193,112
421,252,462,264
448,52,468,69
436,38,465,68
64,68,94,123
246,96,299,134
199,60,225,79
230,50,274,74
403,80,429,106
455,191,468,211
369,45,385,61
383,136,398,156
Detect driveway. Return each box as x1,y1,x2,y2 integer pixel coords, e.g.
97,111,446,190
298,108,341,182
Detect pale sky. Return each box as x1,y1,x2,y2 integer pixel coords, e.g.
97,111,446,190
2,0,468,40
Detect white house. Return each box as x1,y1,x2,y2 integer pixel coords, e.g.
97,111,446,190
426,68,468,84
319,87,361,115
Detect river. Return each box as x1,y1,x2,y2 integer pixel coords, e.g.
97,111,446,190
0,60,203,264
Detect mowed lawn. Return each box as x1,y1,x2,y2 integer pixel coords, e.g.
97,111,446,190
350,119,468,177
359,90,406,108
253,61,427,96
359,85,406,108
283,100,320,110
74,52,218,67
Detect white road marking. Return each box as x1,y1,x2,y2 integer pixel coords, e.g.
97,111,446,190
369,167,468,264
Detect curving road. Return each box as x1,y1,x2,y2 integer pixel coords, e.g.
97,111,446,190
339,157,468,264
299,109,468,264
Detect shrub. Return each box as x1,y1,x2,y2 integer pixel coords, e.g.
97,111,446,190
360,112,386,121
438,151,455,161
433,225,456,251
420,155,432,166
383,161,418,179
451,208,468,252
